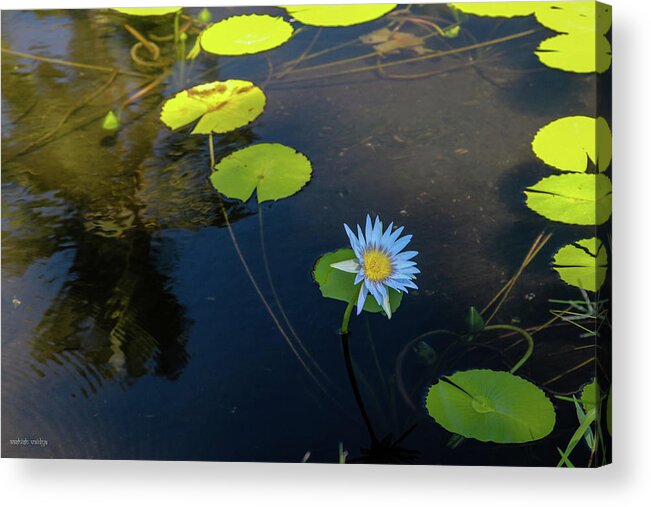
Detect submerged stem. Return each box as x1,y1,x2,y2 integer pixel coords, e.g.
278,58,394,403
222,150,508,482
484,324,534,374
339,289,378,443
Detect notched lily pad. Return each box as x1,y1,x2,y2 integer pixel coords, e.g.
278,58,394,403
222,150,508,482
283,4,396,27
200,14,294,55
160,80,266,135
425,369,556,443
534,2,611,73
524,173,612,225
210,143,312,203
552,237,608,292
532,116,611,173
112,8,182,16
449,2,538,18
536,32,611,74
313,249,402,314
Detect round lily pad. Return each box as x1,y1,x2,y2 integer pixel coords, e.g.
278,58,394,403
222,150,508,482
313,249,402,314
160,80,266,135
536,32,611,74
210,143,312,203
200,14,294,55
425,369,556,443
552,237,607,292
524,173,612,225
112,8,182,16
532,116,611,173
283,4,396,27
449,2,538,18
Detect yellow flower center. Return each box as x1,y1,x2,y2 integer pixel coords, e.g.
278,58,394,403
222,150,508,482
362,249,393,282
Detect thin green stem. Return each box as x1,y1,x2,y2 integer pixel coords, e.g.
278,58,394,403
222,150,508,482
484,324,534,374
208,133,215,168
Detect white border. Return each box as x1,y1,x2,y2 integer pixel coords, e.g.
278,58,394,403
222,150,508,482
2,0,651,505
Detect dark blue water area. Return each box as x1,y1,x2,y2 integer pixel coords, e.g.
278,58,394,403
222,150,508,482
1,5,609,465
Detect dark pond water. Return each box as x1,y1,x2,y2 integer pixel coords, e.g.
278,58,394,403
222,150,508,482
2,5,610,465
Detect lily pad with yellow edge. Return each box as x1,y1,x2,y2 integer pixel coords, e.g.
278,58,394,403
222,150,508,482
524,173,612,225
449,2,538,18
210,143,312,203
112,7,182,16
283,4,396,27
532,116,611,173
425,369,556,443
160,80,266,135
552,237,608,292
200,14,294,56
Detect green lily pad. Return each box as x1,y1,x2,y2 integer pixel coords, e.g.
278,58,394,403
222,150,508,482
313,249,402,315
160,80,266,135
536,32,611,74
525,173,612,225
552,237,607,292
200,14,294,55
580,378,599,412
425,369,556,443
534,2,611,73
532,116,611,173
283,4,396,27
534,2,611,35
449,2,538,18
210,143,311,203
112,8,182,16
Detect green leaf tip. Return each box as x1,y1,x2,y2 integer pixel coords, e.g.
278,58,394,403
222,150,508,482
101,111,119,130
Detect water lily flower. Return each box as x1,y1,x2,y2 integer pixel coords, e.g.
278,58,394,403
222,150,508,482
331,215,419,318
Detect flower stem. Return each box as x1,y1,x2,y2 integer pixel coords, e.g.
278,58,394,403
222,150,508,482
340,289,379,445
484,324,534,374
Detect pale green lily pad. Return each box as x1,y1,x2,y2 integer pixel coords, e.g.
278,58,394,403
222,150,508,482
426,369,556,443
200,14,294,56
525,173,612,225
532,116,611,173
160,80,266,135
283,4,396,27
210,143,311,203
536,32,611,74
552,237,607,292
112,7,181,16
580,378,599,412
313,249,402,315
449,2,538,18
534,2,611,35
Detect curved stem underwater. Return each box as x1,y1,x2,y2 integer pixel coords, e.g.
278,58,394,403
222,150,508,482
483,324,534,374
207,135,336,406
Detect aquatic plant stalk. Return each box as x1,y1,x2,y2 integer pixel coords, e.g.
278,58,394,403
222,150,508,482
483,324,534,374
275,29,538,84
1,48,148,78
206,135,336,406
257,205,333,385
340,291,379,445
